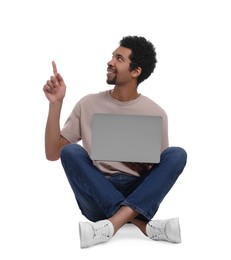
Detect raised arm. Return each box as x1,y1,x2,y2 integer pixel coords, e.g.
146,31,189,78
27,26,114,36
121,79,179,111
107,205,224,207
43,61,70,161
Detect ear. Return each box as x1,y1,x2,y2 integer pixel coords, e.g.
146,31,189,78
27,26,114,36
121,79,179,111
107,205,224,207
131,67,142,78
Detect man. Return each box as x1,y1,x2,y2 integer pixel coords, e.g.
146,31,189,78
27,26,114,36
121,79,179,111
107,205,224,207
43,36,187,248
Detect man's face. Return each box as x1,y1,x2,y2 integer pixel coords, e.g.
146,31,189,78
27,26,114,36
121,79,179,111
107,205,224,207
106,46,133,85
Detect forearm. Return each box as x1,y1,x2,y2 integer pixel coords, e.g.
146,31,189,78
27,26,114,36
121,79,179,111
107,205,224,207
45,101,63,160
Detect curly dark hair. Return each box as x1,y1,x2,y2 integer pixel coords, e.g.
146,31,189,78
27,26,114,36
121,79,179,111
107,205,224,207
120,36,157,85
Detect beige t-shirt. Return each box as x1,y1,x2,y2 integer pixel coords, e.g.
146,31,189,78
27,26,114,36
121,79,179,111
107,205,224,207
61,90,169,177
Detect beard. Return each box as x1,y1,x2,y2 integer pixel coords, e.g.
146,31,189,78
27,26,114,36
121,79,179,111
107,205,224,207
106,75,116,85
106,78,116,85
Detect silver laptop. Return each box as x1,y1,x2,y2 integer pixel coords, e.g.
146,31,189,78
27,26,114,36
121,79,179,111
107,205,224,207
91,114,162,163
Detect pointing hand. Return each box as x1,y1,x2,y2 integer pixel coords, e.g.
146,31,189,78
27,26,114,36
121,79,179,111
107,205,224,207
43,61,66,103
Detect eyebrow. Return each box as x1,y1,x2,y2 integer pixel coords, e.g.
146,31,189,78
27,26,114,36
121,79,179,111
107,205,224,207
112,52,126,60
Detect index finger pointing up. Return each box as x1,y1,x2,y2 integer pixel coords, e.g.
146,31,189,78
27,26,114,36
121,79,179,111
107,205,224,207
52,61,58,76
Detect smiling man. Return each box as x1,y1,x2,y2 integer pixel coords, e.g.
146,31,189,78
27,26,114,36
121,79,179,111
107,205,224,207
43,36,187,248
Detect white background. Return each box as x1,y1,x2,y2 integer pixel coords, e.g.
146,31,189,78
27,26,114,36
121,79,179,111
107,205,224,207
0,0,230,259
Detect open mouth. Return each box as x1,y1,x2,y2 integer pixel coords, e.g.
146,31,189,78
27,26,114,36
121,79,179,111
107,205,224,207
107,67,116,75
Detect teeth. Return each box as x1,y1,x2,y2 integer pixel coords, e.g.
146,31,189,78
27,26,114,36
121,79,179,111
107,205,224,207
107,71,115,77
107,68,116,73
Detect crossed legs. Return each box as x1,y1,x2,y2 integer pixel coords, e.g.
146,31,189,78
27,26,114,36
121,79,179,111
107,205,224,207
60,144,187,247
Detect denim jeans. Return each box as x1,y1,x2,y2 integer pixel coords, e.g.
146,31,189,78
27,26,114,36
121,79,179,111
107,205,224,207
60,144,187,222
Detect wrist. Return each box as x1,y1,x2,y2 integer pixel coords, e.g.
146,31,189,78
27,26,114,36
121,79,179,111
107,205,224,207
49,99,63,105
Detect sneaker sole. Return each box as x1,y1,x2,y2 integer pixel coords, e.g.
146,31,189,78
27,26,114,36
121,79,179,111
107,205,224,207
168,217,181,243
79,222,88,248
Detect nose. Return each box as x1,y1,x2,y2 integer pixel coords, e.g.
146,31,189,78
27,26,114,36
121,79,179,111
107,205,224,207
107,57,115,67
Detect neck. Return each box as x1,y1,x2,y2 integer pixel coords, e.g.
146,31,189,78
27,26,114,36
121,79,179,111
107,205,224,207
110,87,140,102
110,86,140,101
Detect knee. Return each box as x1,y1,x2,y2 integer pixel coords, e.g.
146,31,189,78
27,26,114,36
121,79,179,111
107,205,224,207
170,146,187,158
163,146,187,165
60,143,82,161
60,143,90,164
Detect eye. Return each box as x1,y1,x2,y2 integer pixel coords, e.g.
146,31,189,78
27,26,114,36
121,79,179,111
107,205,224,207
111,53,125,62
117,55,124,62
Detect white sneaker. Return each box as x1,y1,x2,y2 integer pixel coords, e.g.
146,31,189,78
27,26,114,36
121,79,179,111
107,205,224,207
146,217,181,243
79,220,114,248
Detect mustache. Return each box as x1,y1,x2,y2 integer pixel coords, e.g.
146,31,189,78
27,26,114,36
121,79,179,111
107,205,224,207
107,66,116,73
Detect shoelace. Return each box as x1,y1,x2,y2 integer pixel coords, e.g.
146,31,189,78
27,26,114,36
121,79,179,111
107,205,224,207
93,223,110,241
148,221,166,240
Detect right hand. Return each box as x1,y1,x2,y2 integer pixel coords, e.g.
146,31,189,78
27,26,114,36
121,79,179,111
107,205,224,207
43,61,66,103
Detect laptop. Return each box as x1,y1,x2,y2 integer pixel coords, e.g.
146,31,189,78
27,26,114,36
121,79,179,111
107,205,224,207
90,113,163,163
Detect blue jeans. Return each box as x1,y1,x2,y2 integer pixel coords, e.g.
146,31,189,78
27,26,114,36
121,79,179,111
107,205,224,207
60,144,187,222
